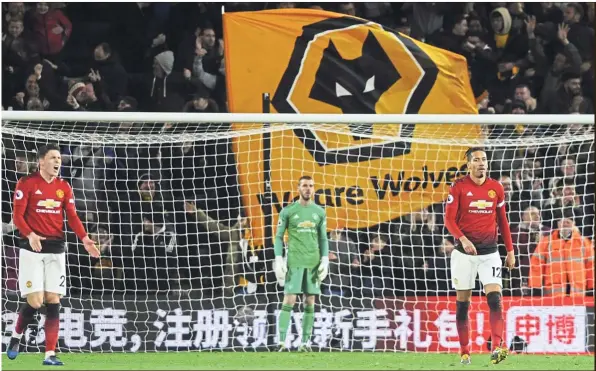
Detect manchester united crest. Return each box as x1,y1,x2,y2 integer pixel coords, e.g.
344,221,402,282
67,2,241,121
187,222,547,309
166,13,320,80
56,189,64,199
488,190,497,199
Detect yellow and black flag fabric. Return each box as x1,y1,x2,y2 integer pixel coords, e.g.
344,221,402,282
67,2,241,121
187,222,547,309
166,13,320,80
224,9,482,246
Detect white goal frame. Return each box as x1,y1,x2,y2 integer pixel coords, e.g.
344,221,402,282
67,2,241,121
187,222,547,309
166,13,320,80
1,111,594,125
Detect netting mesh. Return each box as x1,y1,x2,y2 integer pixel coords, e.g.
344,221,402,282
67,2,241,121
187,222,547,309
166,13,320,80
1,120,594,353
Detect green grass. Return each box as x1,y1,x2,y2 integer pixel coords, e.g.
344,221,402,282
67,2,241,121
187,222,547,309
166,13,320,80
2,352,594,370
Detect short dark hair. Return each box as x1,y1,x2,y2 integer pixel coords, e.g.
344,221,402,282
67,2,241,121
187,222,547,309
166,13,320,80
515,83,530,91
465,147,486,162
200,25,215,35
567,3,584,19
298,175,313,185
37,144,60,160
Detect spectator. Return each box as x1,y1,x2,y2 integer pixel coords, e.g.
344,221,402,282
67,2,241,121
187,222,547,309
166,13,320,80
326,229,360,296
360,233,391,296
541,70,588,114
184,201,245,297
5,2,26,25
428,14,470,58
529,216,594,297
542,183,587,235
512,160,545,211
183,93,219,113
513,84,537,113
509,206,551,295
27,2,72,58
337,3,357,17
564,3,594,62
129,212,180,293
426,237,455,294
198,26,221,75
129,50,187,112
91,42,128,103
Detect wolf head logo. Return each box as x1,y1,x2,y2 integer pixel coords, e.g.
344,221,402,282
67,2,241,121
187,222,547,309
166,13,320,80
309,31,400,114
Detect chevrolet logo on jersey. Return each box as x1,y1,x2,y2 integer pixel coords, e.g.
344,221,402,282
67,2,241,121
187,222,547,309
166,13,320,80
297,221,316,229
224,9,480,245
469,200,494,214
37,199,61,208
36,199,61,214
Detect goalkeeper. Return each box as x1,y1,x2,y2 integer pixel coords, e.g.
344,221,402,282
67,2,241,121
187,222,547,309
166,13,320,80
274,175,329,352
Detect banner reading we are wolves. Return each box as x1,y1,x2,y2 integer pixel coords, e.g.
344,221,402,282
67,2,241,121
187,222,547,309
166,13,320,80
224,9,482,246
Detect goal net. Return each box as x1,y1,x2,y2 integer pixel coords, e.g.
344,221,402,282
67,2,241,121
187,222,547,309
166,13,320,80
1,114,594,354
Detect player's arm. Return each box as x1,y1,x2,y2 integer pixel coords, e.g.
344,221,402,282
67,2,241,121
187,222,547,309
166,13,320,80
317,211,330,281
64,184,100,257
317,211,329,257
444,183,464,239
273,208,288,283
12,179,35,238
273,208,288,257
496,183,515,268
444,183,472,245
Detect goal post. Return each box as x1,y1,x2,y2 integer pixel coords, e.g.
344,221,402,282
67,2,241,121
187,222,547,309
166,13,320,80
2,111,595,124
1,111,594,354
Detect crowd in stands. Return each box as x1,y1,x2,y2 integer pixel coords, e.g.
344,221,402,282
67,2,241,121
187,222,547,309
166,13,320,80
1,2,594,299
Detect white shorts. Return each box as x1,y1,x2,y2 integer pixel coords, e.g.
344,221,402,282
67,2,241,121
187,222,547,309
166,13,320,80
18,249,66,298
450,249,502,291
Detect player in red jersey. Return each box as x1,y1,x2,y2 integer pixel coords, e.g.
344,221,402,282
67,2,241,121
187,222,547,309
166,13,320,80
7,144,100,366
444,147,515,365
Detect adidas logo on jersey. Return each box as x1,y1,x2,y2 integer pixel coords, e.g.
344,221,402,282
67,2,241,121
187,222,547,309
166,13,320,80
35,190,42,195
466,191,473,196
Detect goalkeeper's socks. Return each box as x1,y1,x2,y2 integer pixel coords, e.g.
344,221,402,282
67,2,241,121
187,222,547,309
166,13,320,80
278,304,293,343
13,302,38,337
455,301,470,354
301,305,315,344
44,303,60,356
487,292,504,350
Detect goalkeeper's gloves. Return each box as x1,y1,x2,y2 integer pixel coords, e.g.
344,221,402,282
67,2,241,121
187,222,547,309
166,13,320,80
317,256,329,282
274,256,287,286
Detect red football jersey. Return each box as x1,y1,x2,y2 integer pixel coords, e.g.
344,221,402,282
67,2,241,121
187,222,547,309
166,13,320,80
445,175,513,255
13,172,87,252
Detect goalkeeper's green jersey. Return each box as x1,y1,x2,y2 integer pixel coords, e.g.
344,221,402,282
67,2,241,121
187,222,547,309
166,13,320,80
274,201,329,269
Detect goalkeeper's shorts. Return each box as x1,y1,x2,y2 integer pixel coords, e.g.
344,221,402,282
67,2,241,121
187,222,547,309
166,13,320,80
284,267,321,295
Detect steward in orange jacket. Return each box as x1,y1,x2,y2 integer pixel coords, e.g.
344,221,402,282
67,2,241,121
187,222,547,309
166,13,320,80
529,218,594,297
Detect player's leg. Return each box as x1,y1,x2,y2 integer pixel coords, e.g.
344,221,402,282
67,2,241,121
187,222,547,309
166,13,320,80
450,250,478,364
8,250,45,360
299,294,316,352
41,253,66,366
479,252,507,364
278,267,302,350
299,268,320,351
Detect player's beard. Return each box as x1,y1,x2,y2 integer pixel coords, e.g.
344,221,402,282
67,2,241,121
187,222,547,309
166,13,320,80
300,192,311,202
474,167,486,179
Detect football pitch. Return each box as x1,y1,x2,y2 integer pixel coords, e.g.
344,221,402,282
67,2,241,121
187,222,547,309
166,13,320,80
2,352,594,370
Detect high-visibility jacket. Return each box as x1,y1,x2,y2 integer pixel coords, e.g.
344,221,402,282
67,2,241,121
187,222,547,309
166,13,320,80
529,229,594,297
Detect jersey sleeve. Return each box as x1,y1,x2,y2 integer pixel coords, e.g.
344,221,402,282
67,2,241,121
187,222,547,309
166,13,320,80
12,178,34,237
63,183,88,240
318,210,329,258
273,208,288,257
496,182,514,252
444,182,464,240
